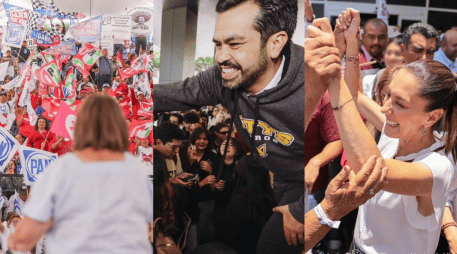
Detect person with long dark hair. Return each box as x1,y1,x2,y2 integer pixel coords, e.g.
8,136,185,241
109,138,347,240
315,10,456,253
26,117,55,151
192,157,275,254
188,127,220,244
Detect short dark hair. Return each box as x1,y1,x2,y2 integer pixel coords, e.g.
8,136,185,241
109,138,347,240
402,23,438,49
183,112,200,124
170,113,183,124
363,18,387,32
216,0,297,45
154,122,184,144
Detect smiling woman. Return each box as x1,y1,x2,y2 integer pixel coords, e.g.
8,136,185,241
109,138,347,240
325,9,457,253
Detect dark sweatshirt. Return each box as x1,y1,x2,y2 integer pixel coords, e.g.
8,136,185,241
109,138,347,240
154,43,304,223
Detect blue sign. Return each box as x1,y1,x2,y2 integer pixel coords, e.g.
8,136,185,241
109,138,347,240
0,127,19,173
4,24,25,48
31,29,54,45
19,147,58,184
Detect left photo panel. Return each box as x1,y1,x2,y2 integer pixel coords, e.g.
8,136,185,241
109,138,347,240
0,0,153,252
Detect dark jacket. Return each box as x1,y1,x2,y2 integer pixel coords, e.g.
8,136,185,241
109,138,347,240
154,43,304,223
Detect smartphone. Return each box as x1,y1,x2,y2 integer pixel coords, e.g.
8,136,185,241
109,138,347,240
183,174,198,182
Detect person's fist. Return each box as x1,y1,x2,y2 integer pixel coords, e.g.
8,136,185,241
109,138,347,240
305,18,341,92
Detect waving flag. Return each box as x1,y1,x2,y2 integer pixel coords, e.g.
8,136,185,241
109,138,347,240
129,119,153,139
119,53,148,80
18,145,58,185
42,40,78,56
50,102,76,140
64,15,102,42
0,62,9,82
0,126,20,173
116,50,124,68
138,101,153,118
41,52,54,63
42,96,61,120
35,59,61,88
0,113,16,131
3,3,29,26
31,27,62,47
138,73,152,100
62,67,74,98
49,0,85,20
13,195,21,214
72,43,101,78
1,72,24,90
377,0,389,26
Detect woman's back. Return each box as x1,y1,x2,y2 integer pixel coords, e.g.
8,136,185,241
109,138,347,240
22,152,154,254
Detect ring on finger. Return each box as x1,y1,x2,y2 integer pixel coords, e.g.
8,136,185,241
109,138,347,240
369,188,375,196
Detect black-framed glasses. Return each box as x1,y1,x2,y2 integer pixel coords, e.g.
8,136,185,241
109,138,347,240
166,143,182,150
218,131,229,135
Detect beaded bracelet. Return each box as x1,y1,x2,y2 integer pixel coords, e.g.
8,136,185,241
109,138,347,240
344,55,359,61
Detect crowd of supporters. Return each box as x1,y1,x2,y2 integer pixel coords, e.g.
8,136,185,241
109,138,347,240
153,107,276,254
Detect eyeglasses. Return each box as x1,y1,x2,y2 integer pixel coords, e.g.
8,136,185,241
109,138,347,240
166,143,182,150
218,131,229,135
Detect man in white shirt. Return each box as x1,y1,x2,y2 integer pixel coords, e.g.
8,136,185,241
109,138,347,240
434,29,457,74
76,77,95,92
0,91,13,115
7,185,28,217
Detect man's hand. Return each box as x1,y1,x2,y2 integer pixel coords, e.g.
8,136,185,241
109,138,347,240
304,160,320,194
320,155,388,221
273,204,304,246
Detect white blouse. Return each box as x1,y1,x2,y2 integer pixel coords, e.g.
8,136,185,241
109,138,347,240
354,130,454,254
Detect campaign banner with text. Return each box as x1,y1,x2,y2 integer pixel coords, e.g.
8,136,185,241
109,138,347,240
64,15,102,42
3,3,29,26
19,145,58,185
72,43,101,78
42,40,78,56
101,14,132,40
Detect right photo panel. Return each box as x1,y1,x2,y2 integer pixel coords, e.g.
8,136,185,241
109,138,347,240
153,0,305,253
305,0,457,253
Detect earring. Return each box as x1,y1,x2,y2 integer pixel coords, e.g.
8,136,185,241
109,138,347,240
421,127,426,137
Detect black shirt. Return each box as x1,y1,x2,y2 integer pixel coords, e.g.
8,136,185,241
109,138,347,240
18,47,30,63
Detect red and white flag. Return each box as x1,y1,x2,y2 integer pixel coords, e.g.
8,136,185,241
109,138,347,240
50,102,77,140
35,59,61,88
116,50,124,69
129,119,153,139
42,96,61,121
119,53,148,80
138,101,153,118
72,43,102,79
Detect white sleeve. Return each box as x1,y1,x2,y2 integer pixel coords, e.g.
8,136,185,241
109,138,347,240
402,152,454,231
22,160,65,222
362,74,376,98
6,196,14,214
